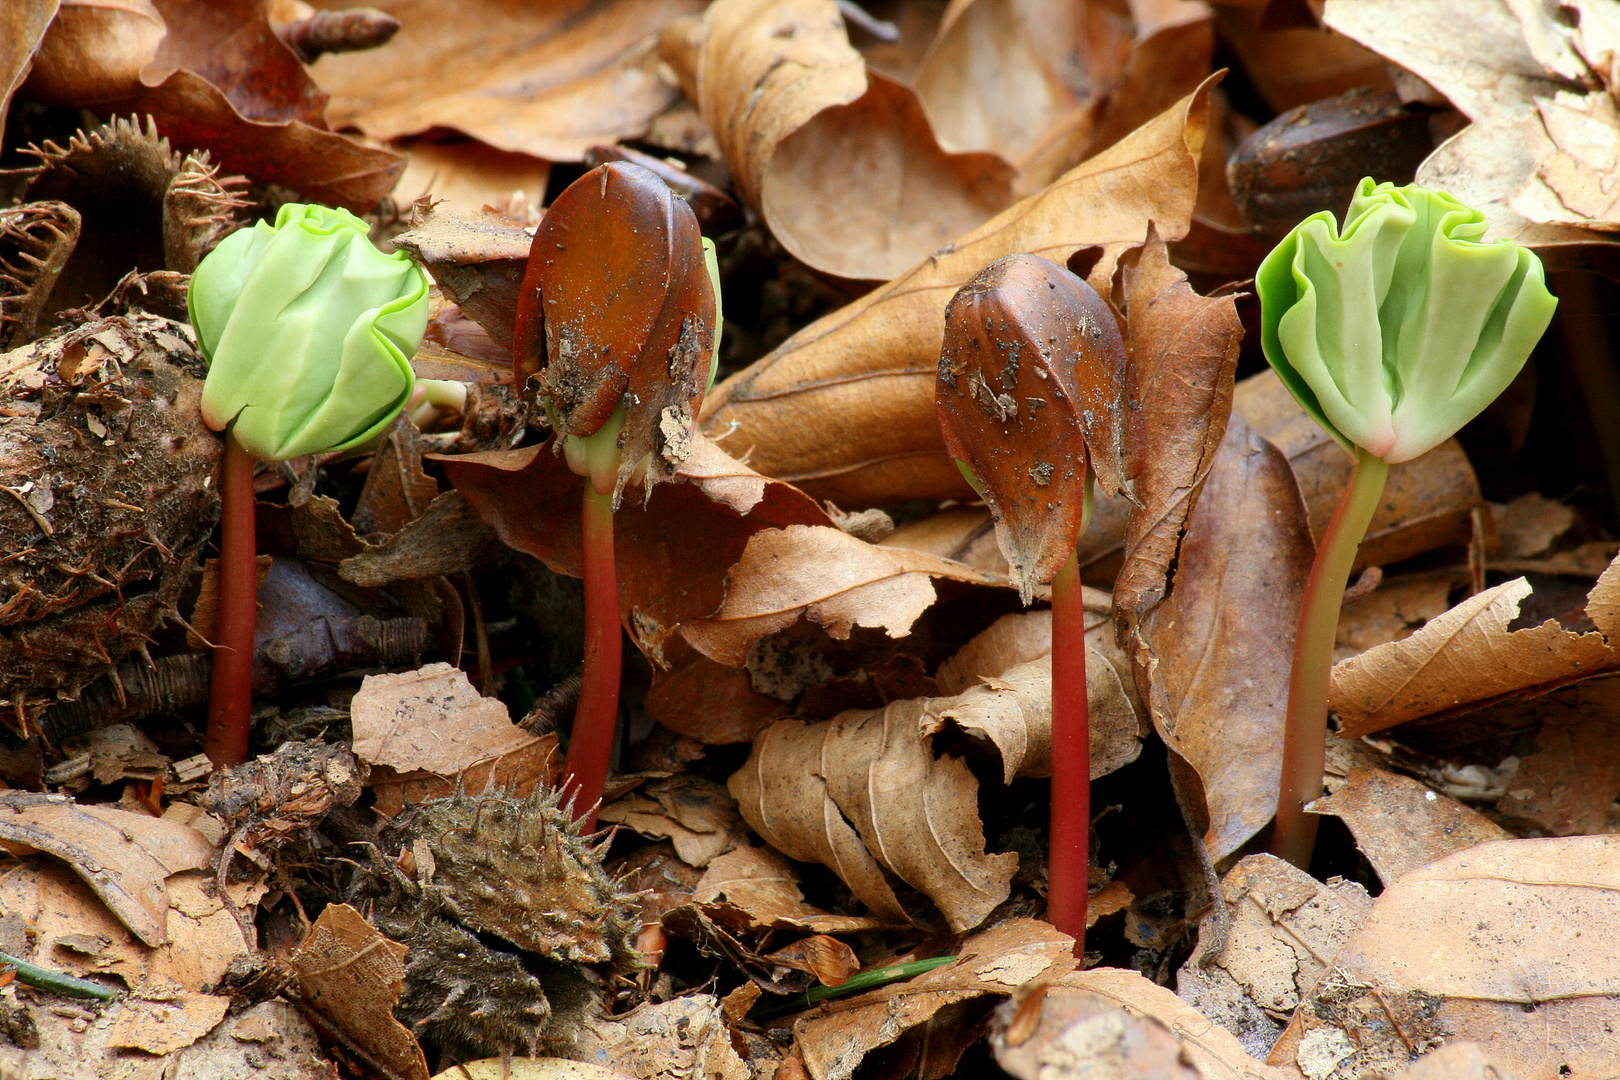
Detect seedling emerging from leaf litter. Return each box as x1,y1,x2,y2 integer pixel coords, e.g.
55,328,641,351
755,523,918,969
191,202,428,766
512,161,720,829
937,253,1126,951
1257,178,1557,869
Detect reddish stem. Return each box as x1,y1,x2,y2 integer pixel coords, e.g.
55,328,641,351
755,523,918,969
1271,447,1389,869
560,478,622,830
1047,548,1089,953
204,431,258,767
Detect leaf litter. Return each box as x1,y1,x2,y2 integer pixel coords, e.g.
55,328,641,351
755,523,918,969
3,1,1620,1077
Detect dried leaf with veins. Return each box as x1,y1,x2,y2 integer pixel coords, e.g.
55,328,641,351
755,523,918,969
1331,551,1620,736
679,524,1004,668
1271,836,1620,1078
699,77,1217,510
1113,233,1242,648
728,612,1143,930
314,0,704,161
1309,767,1510,886
1136,413,1313,860
937,253,1126,602
660,0,1014,280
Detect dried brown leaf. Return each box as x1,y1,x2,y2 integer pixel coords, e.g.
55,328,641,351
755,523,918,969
1136,413,1312,860
991,988,1203,1080
698,78,1216,508
314,0,704,161
690,844,889,934
1322,0,1620,271
681,524,1002,668
728,624,1142,930
1331,552,1620,737
1270,836,1620,1079
575,996,752,1080
0,792,214,947
598,776,747,869
1178,854,1372,1059
1309,767,1511,887
1113,235,1242,643
107,992,231,1055
290,903,429,1080
0,1,59,147
351,662,538,776
791,919,1081,1080
663,0,1013,280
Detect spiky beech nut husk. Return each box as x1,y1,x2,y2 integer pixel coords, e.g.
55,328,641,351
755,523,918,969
936,254,1128,602
22,116,250,312
353,786,640,1060
0,312,220,721
512,161,717,503
0,202,80,350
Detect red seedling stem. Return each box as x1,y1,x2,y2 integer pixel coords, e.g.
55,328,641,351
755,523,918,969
204,431,258,767
1047,548,1090,953
1271,446,1389,868
561,478,622,830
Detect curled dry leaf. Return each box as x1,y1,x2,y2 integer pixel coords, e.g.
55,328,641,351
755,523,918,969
661,0,1013,280
792,918,1081,1080
1322,0,1620,271
681,524,1004,668
728,613,1143,931
290,903,429,1080
1269,836,1620,1080
0,791,214,947
1136,413,1312,861
1309,767,1510,887
1177,853,1372,1060
690,844,890,934
1331,552,1620,737
598,776,746,869
315,0,704,161
1112,233,1242,644
698,78,1217,509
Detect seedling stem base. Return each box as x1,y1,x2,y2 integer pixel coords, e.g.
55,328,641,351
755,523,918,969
204,430,258,767
1048,548,1090,953
562,478,622,831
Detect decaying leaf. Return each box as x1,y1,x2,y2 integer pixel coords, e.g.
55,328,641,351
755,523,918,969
351,662,538,776
728,611,1142,931
0,0,58,148
990,987,1204,1080
792,918,1080,1080
598,776,748,869
0,792,214,947
289,903,429,1080
1178,854,1372,1060
1309,767,1511,887
1270,836,1620,1079
1322,0,1620,271
1331,551,1620,736
681,524,1004,668
107,992,232,1055
690,844,889,934
661,0,1014,280
1494,675,1620,836
698,78,1217,508
1134,413,1312,861
315,0,705,162
576,996,753,1080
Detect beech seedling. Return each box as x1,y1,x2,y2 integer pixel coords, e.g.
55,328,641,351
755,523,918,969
1258,177,1557,868
512,162,718,829
936,253,1126,951
191,202,429,766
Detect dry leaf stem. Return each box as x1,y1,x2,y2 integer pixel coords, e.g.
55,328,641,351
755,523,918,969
203,430,258,767
1048,549,1089,950
562,478,622,831
1272,446,1388,868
